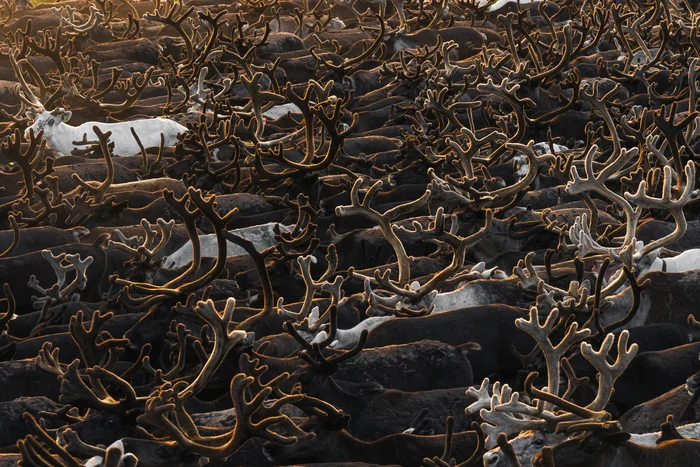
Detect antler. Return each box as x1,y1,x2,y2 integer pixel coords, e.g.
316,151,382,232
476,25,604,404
624,161,695,259
515,307,591,408
52,5,106,34
181,298,253,398
57,359,143,414
144,0,195,67
336,178,431,286
1,128,46,200
109,218,175,267
9,48,45,113
62,67,155,113
566,143,640,253
27,250,93,309
580,330,638,411
277,245,342,323
138,354,314,459
365,207,493,312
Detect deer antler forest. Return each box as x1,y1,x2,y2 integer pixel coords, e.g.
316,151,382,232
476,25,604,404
0,0,699,465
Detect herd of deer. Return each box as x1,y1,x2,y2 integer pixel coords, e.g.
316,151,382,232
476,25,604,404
1,0,700,465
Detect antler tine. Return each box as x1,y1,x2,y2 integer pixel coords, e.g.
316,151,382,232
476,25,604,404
85,365,141,409
568,213,621,260
183,298,253,398
318,243,338,282
466,378,496,416
27,250,92,309
35,341,65,377
184,65,209,105
279,246,340,322
147,218,176,258
64,66,156,113
112,227,143,248
335,15,385,70
474,77,535,163
561,357,590,401
60,253,93,299
1,128,46,201
447,127,506,180
523,371,610,422
241,72,286,139
9,48,44,112
363,275,407,315
580,330,638,411
112,217,175,265
566,143,641,255
144,0,195,66
625,161,696,258
515,307,591,407
475,140,555,207
70,127,115,204
58,429,104,458
315,304,339,349
69,309,128,372
644,134,674,175
384,208,493,304
41,250,71,289
55,5,105,34
58,359,123,413
513,251,548,291
21,413,82,467
138,356,313,459
336,178,431,286
0,283,15,330
581,79,622,154
159,188,201,287
315,328,368,370
283,318,315,354
424,416,455,467
494,390,557,421
115,187,237,300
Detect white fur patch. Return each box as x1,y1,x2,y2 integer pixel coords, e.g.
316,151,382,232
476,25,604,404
163,223,293,269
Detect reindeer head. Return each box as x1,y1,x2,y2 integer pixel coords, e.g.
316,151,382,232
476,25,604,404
25,108,72,140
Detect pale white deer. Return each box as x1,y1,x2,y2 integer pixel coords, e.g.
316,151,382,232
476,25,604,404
10,50,187,157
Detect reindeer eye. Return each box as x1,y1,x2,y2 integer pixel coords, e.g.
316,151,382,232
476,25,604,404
105,418,117,428
47,120,54,127
534,438,544,446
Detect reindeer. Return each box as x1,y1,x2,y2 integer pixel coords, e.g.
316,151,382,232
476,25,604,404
9,50,187,157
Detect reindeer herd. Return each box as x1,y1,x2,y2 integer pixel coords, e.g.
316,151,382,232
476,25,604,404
1,0,700,465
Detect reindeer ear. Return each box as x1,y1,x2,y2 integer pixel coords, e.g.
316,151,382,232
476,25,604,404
61,111,72,122
26,109,36,120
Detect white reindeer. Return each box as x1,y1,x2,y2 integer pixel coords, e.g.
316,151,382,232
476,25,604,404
24,107,187,157
162,222,294,269
11,51,187,157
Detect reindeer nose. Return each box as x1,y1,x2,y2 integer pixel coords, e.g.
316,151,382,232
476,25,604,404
483,452,501,466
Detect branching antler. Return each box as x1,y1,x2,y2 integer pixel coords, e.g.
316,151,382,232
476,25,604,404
137,354,314,459
336,178,431,286
27,250,93,309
